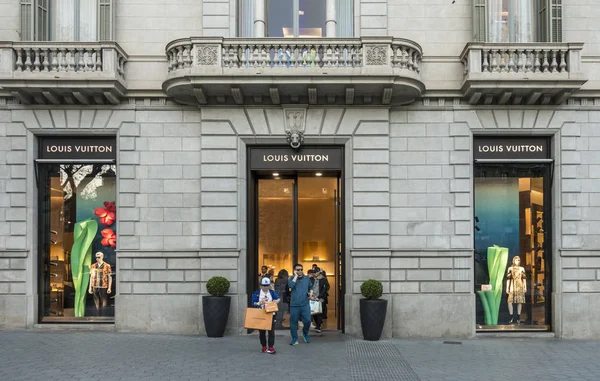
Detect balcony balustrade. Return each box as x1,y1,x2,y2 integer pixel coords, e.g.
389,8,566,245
0,42,127,105
461,42,586,105
163,37,424,106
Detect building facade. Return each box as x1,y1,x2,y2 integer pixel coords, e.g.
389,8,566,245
1,0,600,339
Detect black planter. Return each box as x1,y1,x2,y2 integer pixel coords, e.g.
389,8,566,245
202,296,231,337
359,298,388,341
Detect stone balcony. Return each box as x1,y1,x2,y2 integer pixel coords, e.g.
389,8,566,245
461,42,587,105
163,37,424,106
0,42,127,105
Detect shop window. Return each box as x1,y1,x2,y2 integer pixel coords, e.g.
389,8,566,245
473,137,552,332
473,0,562,42
38,137,117,322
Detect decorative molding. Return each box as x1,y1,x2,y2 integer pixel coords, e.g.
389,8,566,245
283,107,307,149
197,45,218,66
365,45,387,65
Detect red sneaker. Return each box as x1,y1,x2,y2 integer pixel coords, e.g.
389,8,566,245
261,346,267,353
266,347,276,354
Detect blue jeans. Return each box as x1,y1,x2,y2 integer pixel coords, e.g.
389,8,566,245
289,305,311,340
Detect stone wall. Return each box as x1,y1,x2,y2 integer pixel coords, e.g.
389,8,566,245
1,105,600,339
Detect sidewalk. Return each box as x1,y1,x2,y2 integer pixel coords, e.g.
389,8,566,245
0,330,599,381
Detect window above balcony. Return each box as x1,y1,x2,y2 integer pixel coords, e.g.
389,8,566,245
20,0,115,42
239,0,353,38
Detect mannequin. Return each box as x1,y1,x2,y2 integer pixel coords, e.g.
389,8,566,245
506,256,526,324
88,252,112,316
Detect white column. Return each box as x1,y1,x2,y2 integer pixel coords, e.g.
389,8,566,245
326,0,337,37
54,0,76,41
79,0,97,41
254,0,266,38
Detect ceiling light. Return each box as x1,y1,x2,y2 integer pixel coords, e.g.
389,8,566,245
315,172,322,177
273,173,279,177
299,10,304,15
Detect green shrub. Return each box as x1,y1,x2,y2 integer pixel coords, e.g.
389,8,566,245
360,279,383,299
206,276,230,297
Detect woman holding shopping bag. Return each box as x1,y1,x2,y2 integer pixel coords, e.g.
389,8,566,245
251,277,281,354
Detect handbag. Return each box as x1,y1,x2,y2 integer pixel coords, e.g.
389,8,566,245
264,301,278,313
309,300,322,315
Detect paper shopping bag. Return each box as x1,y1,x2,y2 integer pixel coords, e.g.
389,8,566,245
244,308,273,330
264,301,278,313
309,300,322,315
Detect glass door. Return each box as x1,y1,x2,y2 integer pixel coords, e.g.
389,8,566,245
255,173,342,330
257,178,295,283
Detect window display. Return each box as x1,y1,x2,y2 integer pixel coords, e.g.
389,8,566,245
38,137,117,322
474,166,550,331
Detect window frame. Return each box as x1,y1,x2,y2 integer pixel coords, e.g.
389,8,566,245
238,0,353,38
20,0,115,42
472,0,562,43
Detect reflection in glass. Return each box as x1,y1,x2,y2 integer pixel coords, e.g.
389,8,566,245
267,0,294,37
488,0,536,42
41,164,117,322
258,179,294,282
474,165,548,331
297,177,338,329
297,0,326,37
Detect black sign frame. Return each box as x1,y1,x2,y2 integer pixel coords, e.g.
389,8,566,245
473,137,550,161
248,146,344,171
39,136,117,160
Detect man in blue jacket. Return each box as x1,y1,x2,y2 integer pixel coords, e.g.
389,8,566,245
288,263,313,345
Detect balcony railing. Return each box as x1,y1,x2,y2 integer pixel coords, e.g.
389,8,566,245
460,42,586,105
163,37,424,106
0,42,128,105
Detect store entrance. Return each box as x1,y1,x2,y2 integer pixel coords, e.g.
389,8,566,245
249,172,344,331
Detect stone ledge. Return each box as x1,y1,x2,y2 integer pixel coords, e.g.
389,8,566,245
0,251,28,258
117,249,240,258
560,249,600,257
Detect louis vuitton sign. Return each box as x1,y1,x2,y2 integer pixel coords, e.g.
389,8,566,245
249,147,343,170
474,137,550,160
40,137,117,160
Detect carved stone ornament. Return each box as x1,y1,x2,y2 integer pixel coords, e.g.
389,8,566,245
197,45,218,66
283,108,307,149
365,45,387,66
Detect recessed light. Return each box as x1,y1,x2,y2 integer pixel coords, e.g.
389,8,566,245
315,172,322,177
273,173,279,177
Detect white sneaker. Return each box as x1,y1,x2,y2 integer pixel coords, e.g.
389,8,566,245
311,324,316,329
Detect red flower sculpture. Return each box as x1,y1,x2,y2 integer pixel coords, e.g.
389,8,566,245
94,201,116,226
101,228,116,248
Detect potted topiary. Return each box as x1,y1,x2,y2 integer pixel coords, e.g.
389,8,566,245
359,279,387,341
202,276,231,337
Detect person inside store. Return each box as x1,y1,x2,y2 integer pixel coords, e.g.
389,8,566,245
288,263,313,345
88,252,112,316
309,267,328,333
273,269,290,329
251,277,281,354
506,256,526,324
259,265,270,279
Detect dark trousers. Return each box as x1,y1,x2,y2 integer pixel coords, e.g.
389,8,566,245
92,288,108,316
312,313,323,329
289,305,311,340
259,315,276,347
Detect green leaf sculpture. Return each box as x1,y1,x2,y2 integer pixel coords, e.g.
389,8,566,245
71,218,98,317
477,245,508,325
